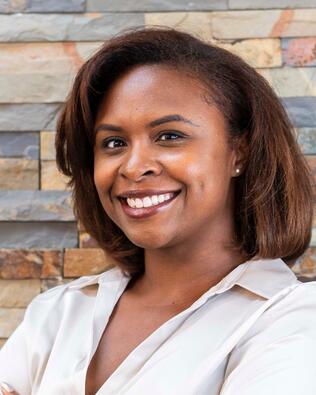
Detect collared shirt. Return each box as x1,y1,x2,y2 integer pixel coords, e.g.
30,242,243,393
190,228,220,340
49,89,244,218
1,257,316,395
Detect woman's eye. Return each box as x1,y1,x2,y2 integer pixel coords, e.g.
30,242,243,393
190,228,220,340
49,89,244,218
158,132,184,141
102,138,125,149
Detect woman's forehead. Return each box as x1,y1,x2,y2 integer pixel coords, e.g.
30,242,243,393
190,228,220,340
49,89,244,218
101,64,207,101
96,65,217,121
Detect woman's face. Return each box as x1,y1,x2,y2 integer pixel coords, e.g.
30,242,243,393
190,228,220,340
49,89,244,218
94,64,240,249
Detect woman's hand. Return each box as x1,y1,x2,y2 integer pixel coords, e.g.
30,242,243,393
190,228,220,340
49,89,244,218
0,382,19,394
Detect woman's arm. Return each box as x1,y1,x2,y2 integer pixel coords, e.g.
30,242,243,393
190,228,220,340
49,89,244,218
0,321,31,395
0,284,65,395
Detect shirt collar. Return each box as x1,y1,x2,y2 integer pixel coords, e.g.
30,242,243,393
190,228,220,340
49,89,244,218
233,257,298,299
68,265,124,290
68,257,298,300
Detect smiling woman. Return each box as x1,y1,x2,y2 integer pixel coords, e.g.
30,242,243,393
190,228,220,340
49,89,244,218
0,27,316,395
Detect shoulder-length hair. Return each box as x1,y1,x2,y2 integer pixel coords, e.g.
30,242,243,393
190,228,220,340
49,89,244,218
55,27,313,277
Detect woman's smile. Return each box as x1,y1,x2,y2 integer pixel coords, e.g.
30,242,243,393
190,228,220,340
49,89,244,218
118,190,182,219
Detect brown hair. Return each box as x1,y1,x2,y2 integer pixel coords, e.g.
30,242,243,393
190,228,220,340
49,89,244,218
55,27,313,277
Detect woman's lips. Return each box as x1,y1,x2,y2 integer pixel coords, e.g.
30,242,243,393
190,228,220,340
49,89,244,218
119,190,181,219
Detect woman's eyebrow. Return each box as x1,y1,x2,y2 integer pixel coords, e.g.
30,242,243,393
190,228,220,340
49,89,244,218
94,114,200,134
148,114,200,128
95,124,123,133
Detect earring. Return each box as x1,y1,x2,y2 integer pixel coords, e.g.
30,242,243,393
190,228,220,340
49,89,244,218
236,168,240,174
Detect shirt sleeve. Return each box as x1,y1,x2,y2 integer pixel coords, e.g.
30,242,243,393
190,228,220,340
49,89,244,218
0,318,32,395
220,282,316,395
0,281,71,395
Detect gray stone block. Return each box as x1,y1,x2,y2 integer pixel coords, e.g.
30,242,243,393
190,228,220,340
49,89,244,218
87,0,227,11
0,190,75,221
27,0,85,13
0,132,38,159
296,128,316,155
281,38,292,51
229,0,316,9
0,13,144,42
0,74,74,104
0,104,60,131
0,0,85,13
0,222,78,248
282,97,316,127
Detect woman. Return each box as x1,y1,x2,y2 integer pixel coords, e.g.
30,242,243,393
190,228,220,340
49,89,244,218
0,27,315,395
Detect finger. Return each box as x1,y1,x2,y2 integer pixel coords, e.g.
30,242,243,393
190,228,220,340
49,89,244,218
0,382,18,395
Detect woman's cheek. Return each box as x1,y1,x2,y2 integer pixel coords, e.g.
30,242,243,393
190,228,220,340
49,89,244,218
94,157,113,190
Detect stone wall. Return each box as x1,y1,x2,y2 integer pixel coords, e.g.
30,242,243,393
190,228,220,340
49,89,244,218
1,0,316,347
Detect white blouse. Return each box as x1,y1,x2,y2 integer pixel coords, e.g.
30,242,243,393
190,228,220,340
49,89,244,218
1,257,316,395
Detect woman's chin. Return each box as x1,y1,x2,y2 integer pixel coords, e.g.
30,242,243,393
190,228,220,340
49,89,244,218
127,233,173,250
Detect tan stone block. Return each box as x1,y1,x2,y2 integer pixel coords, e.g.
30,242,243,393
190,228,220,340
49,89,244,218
76,42,103,60
79,232,100,248
77,221,85,232
280,9,316,37
40,131,56,160
212,10,280,39
145,12,213,41
0,249,62,279
64,248,117,277
40,250,63,278
0,42,103,103
41,160,70,190
258,67,316,97
0,158,38,189
0,279,40,308
0,42,101,74
218,38,281,68
0,308,25,338
211,10,316,39
291,247,316,280
0,0,27,13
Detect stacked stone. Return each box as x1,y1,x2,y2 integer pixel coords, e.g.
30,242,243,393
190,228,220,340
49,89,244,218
1,0,316,347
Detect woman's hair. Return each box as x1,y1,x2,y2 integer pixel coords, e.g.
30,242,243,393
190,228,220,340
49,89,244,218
55,26,314,277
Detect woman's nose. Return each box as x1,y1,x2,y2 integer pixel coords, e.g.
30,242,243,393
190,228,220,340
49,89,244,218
118,145,162,181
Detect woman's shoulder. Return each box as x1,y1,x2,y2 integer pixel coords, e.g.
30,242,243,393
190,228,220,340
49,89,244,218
237,279,316,349
223,280,316,393
265,279,316,318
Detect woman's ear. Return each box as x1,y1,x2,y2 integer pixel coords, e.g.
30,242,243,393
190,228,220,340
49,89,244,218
231,134,249,177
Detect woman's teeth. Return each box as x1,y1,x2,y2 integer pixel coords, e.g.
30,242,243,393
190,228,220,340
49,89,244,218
126,193,174,208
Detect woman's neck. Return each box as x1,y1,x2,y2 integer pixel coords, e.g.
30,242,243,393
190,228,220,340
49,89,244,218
126,247,247,307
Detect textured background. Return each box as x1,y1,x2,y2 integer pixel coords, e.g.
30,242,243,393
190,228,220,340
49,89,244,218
1,0,316,347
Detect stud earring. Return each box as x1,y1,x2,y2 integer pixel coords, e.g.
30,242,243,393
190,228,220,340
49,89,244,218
236,168,240,174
